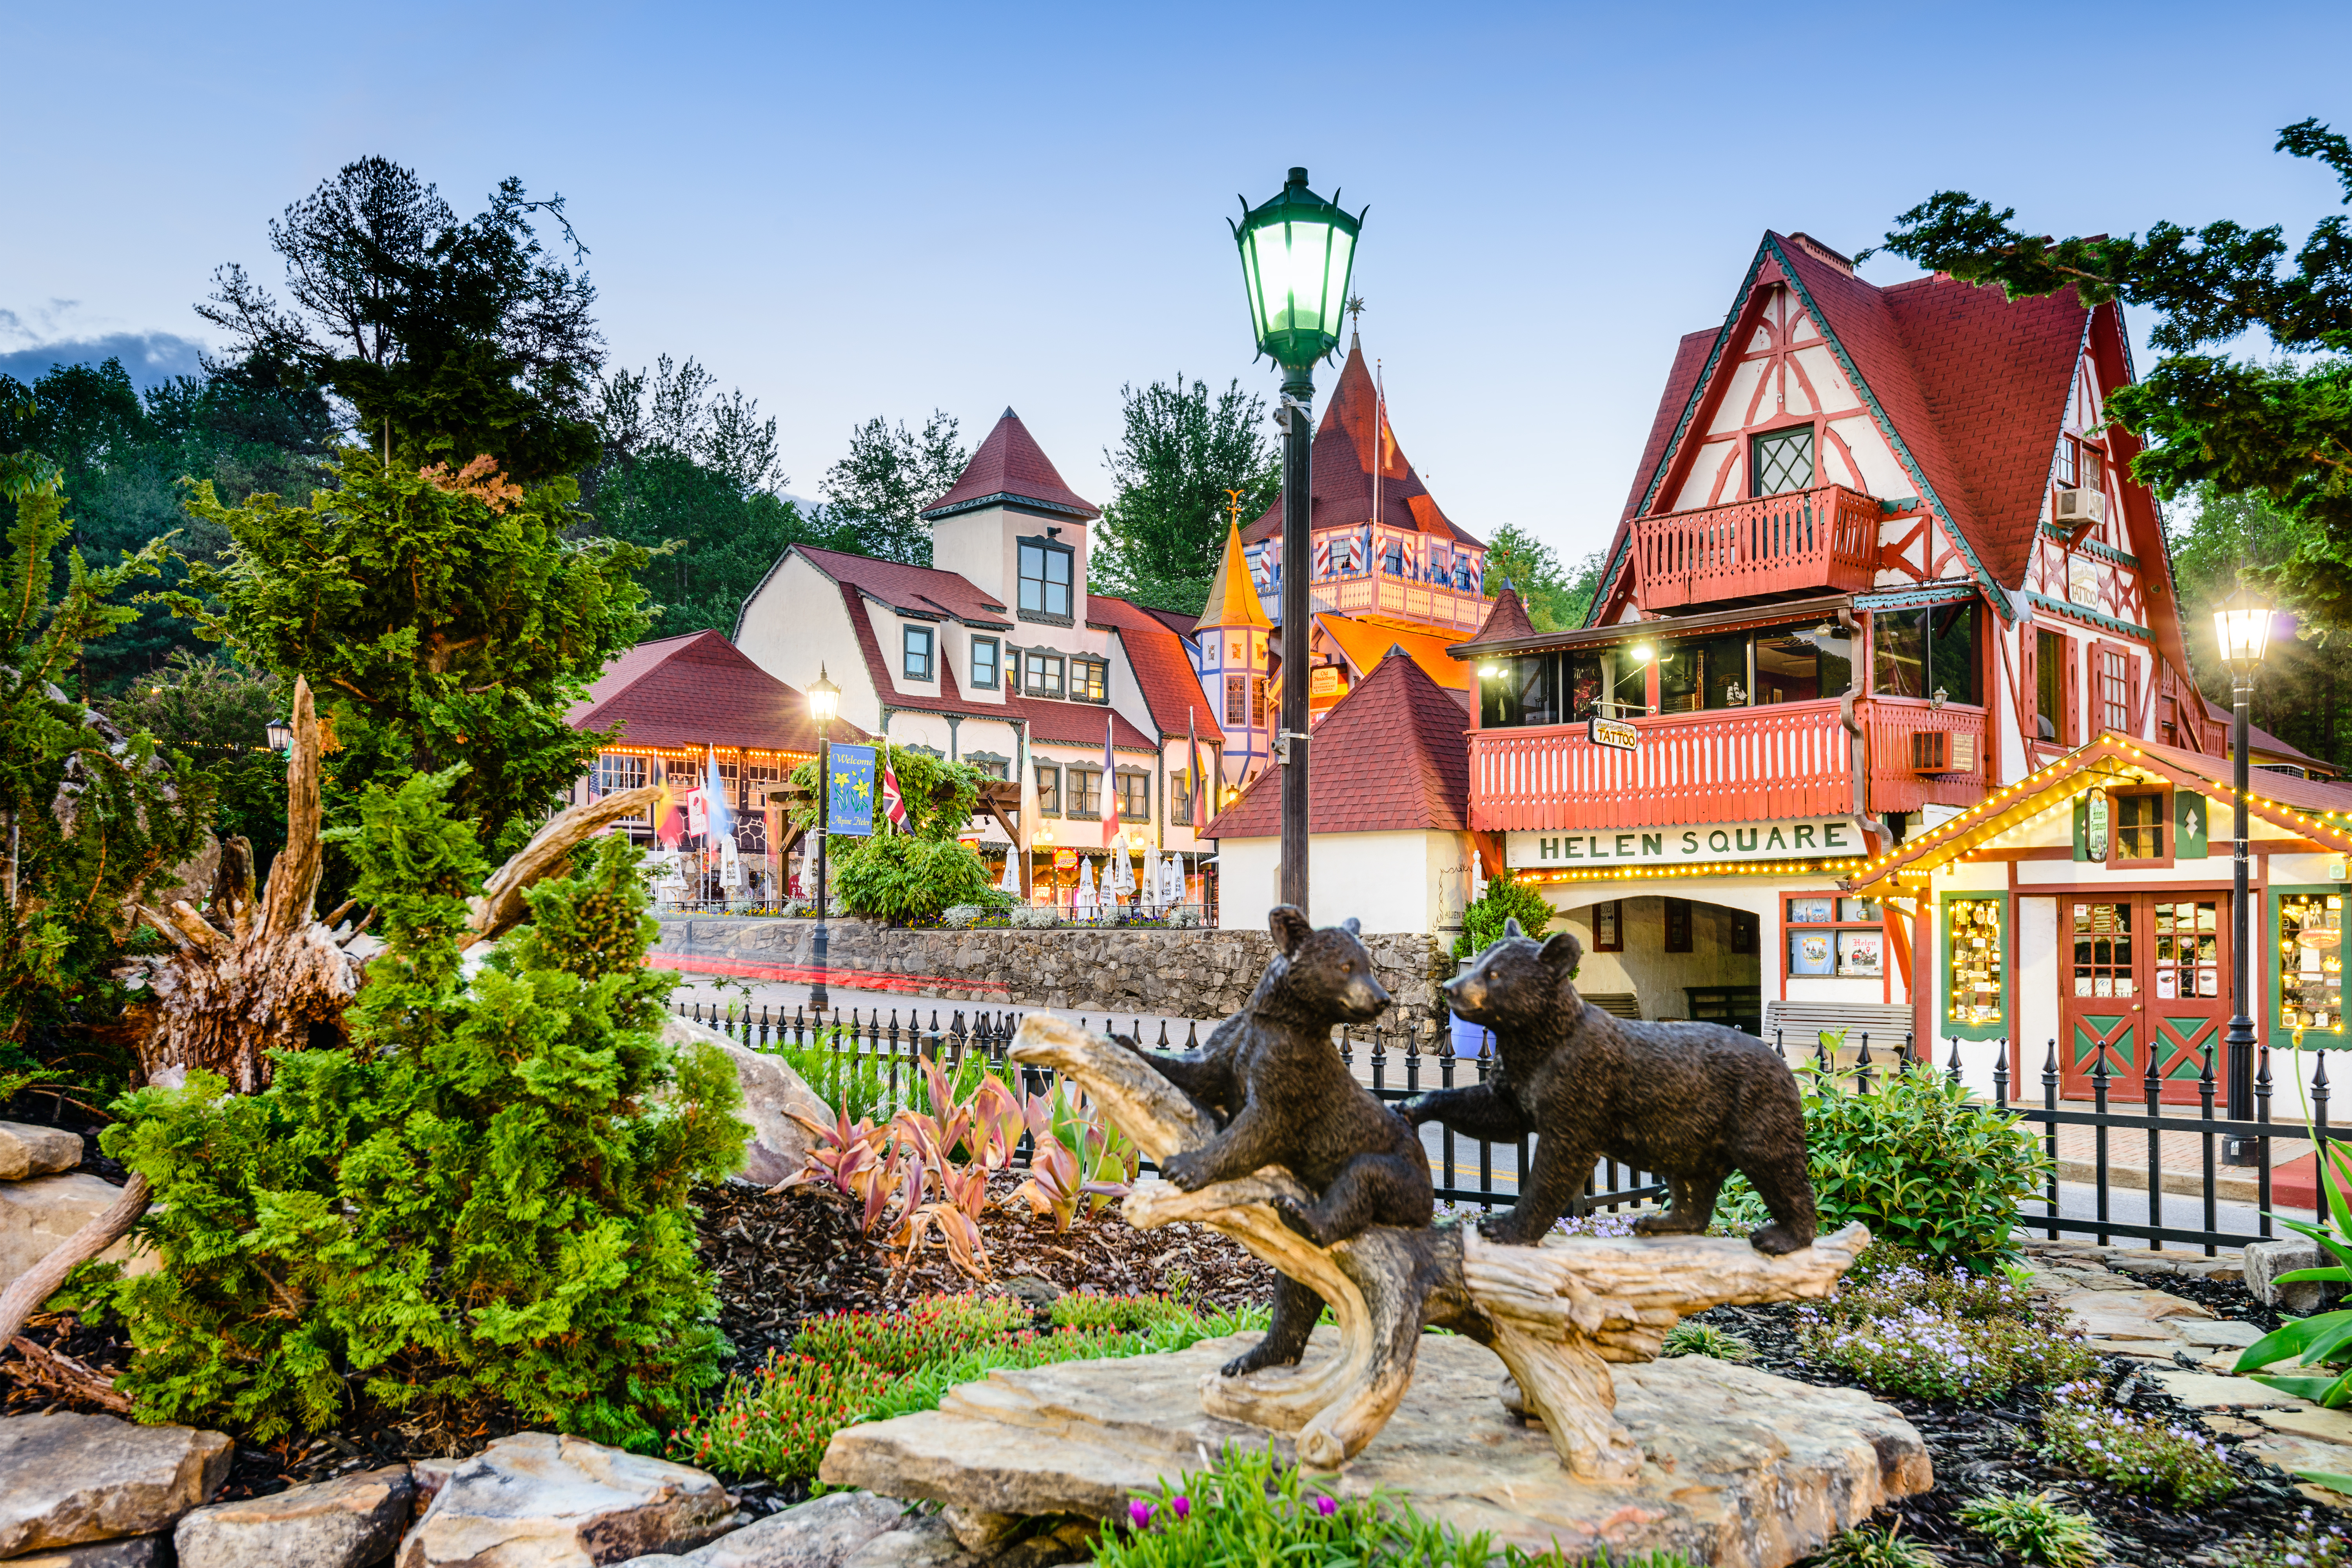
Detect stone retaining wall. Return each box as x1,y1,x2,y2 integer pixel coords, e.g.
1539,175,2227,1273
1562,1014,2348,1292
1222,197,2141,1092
652,916,1450,1033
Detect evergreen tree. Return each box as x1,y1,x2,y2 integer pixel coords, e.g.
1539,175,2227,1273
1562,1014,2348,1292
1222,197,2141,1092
1092,376,1278,615
818,411,967,566
177,452,650,860
1483,525,1601,631
100,782,745,1446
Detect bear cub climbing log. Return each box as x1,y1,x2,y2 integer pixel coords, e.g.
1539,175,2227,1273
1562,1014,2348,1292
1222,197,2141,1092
1402,919,1817,1254
1118,906,1434,1376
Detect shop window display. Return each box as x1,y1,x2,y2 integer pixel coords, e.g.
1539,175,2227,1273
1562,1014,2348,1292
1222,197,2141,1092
1945,897,2004,1027
2282,893,2345,1035
1788,895,1882,979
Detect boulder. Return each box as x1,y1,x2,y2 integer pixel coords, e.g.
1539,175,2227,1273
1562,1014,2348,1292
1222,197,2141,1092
2247,1238,2348,1315
4,1533,170,1566
0,1173,159,1290
0,1120,84,1179
0,1413,233,1557
820,1328,1931,1568
396,1431,735,1568
175,1463,413,1568
608,1492,910,1568
661,1016,833,1185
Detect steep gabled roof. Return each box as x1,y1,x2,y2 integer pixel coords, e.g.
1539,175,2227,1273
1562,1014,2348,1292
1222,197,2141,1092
1205,649,1470,838
570,630,864,752
1594,232,2095,624
1087,593,1226,743
1241,338,1482,549
919,407,1100,521
1196,518,1271,632
794,544,1012,626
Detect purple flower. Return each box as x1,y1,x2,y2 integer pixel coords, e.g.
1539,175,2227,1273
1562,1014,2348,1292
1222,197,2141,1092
1129,1501,1154,1529
1314,1495,1338,1517
1171,1496,1191,1520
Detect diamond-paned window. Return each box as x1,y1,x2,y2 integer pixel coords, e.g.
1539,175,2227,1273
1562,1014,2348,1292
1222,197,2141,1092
1751,427,1816,497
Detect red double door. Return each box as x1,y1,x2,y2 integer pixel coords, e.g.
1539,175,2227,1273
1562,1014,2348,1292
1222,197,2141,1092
2059,895,2231,1104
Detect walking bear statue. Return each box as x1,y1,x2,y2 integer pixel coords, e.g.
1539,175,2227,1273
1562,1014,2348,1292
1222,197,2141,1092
1119,906,1435,1376
1401,919,1817,1254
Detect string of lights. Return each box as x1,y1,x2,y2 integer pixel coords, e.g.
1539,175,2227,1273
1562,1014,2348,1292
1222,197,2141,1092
1515,857,1865,886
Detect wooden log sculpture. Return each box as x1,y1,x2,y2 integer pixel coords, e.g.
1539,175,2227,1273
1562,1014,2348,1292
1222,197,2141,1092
1012,1014,1868,1481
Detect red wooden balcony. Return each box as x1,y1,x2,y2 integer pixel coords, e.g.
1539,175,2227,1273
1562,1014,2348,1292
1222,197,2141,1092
1630,483,1880,611
1467,699,1992,832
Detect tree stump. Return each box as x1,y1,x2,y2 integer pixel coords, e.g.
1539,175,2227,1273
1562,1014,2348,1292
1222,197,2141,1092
1011,1015,1867,1480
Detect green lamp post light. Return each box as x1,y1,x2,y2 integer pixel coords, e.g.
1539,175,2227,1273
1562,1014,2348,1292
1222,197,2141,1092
1232,167,1364,916
2213,583,2275,1161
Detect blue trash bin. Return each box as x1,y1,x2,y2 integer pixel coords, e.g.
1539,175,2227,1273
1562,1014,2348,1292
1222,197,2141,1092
1447,1011,1492,1060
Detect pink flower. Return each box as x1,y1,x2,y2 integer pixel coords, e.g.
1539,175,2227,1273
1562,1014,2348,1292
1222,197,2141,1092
1314,1495,1338,1517
1171,1495,1191,1520
1129,1500,1154,1528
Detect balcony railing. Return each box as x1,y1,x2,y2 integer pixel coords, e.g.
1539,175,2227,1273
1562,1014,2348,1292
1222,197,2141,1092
1467,699,1993,832
1320,571,1492,633
1630,483,1880,611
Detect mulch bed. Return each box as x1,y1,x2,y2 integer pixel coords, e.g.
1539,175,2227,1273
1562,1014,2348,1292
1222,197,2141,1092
1688,1286,2323,1565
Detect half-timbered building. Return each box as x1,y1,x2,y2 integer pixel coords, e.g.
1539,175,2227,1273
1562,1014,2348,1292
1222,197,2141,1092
1450,229,2269,1064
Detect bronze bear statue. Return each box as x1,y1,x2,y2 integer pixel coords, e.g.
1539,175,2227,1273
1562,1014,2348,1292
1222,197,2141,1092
1121,906,1434,1376
1400,919,1817,1254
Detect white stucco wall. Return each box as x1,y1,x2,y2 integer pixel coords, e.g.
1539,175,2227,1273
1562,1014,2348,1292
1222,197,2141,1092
1215,830,1472,933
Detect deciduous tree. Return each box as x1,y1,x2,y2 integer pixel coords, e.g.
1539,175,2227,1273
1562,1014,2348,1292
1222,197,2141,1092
1093,376,1278,615
818,411,967,566
1483,524,1600,632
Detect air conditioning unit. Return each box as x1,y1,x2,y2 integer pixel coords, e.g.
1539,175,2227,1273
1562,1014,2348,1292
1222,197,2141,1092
1911,730,1978,776
2053,487,2106,529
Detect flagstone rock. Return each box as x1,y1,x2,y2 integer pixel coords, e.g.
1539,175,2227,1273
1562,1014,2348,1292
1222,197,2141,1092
2259,1405,2352,1450
4,1533,170,1566
174,1463,412,1568
661,1018,832,1185
2145,1369,2306,1410
0,1120,83,1179
2176,1318,2267,1348
0,1413,233,1558
618,1492,909,1568
819,1328,1928,1568
0,1174,160,1290
396,1432,735,1568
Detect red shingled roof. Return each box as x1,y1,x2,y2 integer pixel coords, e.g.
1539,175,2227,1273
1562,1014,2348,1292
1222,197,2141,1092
1459,585,1536,650
1205,648,1469,838
919,408,1100,521
796,544,1011,625
827,581,1157,752
1241,339,1481,549
570,631,863,752
1087,594,1225,744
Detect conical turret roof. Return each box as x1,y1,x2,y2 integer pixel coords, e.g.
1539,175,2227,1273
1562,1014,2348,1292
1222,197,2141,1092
920,407,1100,521
1241,339,1481,548
1194,518,1270,632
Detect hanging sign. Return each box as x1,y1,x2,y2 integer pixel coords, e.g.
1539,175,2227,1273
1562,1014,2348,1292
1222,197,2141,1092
828,744,876,838
1587,717,1639,751
1506,816,1861,870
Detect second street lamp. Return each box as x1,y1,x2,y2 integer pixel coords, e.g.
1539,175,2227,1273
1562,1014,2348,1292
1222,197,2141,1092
1233,166,1364,918
806,664,841,1015
2213,583,2275,1161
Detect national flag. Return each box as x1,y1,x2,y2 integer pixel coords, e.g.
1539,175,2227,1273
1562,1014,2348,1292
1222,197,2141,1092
1187,708,1206,833
702,746,734,845
1101,711,1119,849
652,759,685,848
881,741,909,832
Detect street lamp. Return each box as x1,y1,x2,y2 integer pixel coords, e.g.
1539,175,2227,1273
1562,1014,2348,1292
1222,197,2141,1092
807,664,841,1014
1233,166,1364,918
265,717,293,754
2214,583,2274,1161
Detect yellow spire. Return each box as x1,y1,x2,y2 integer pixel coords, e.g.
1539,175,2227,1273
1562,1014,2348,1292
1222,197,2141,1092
1195,515,1270,632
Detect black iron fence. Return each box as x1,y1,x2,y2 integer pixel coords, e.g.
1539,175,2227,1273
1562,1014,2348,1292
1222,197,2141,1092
670,998,2321,1256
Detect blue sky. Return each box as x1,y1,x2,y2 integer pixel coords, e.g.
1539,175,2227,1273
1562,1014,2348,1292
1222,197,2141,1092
5,1,2347,567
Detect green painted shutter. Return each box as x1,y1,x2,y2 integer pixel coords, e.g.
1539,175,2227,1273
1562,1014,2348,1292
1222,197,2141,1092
2175,790,2210,860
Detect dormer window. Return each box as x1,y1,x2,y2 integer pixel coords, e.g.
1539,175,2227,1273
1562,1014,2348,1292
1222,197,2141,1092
902,625,934,682
1751,427,1815,496
1026,652,1065,699
1073,655,1109,704
1018,539,1073,622
971,636,1000,690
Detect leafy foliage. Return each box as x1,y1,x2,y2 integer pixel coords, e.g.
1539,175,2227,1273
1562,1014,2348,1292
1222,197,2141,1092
1452,877,1557,960
1953,1490,2106,1568
783,748,993,922
1484,524,1602,632
1724,1063,2046,1268
178,450,649,860
1862,120,2352,628
96,787,746,1447
818,411,968,566
666,1348,887,1483
1091,376,1279,616
1809,1521,1942,1568
1793,1249,2089,1402
1659,1321,1754,1362
2035,1379,2240,1506
2212,1511,2352,1568
0,457,206,1088
200,156,605,482
107,650,287,885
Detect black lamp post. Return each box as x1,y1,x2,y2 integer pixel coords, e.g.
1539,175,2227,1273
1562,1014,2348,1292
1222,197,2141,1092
1232,167,1364,916
807,664,841,1014
265,717,293,754
2214,585,2274,1161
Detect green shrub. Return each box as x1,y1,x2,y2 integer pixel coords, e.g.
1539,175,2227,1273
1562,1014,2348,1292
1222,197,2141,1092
98,773,746,1448
2213,1511,2352,1568
670,1350,889,1481
1722,1063,2046,1269
791,1294,1031,1374
1797,1307,2092,1403
831,833,998,924
1452,877,1556,960
1809,1520,1941,1568
2036,1381,2240,1506
1051,1292,1192,1334
1954,1490,2104,1568
1660,1321,1754,1362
